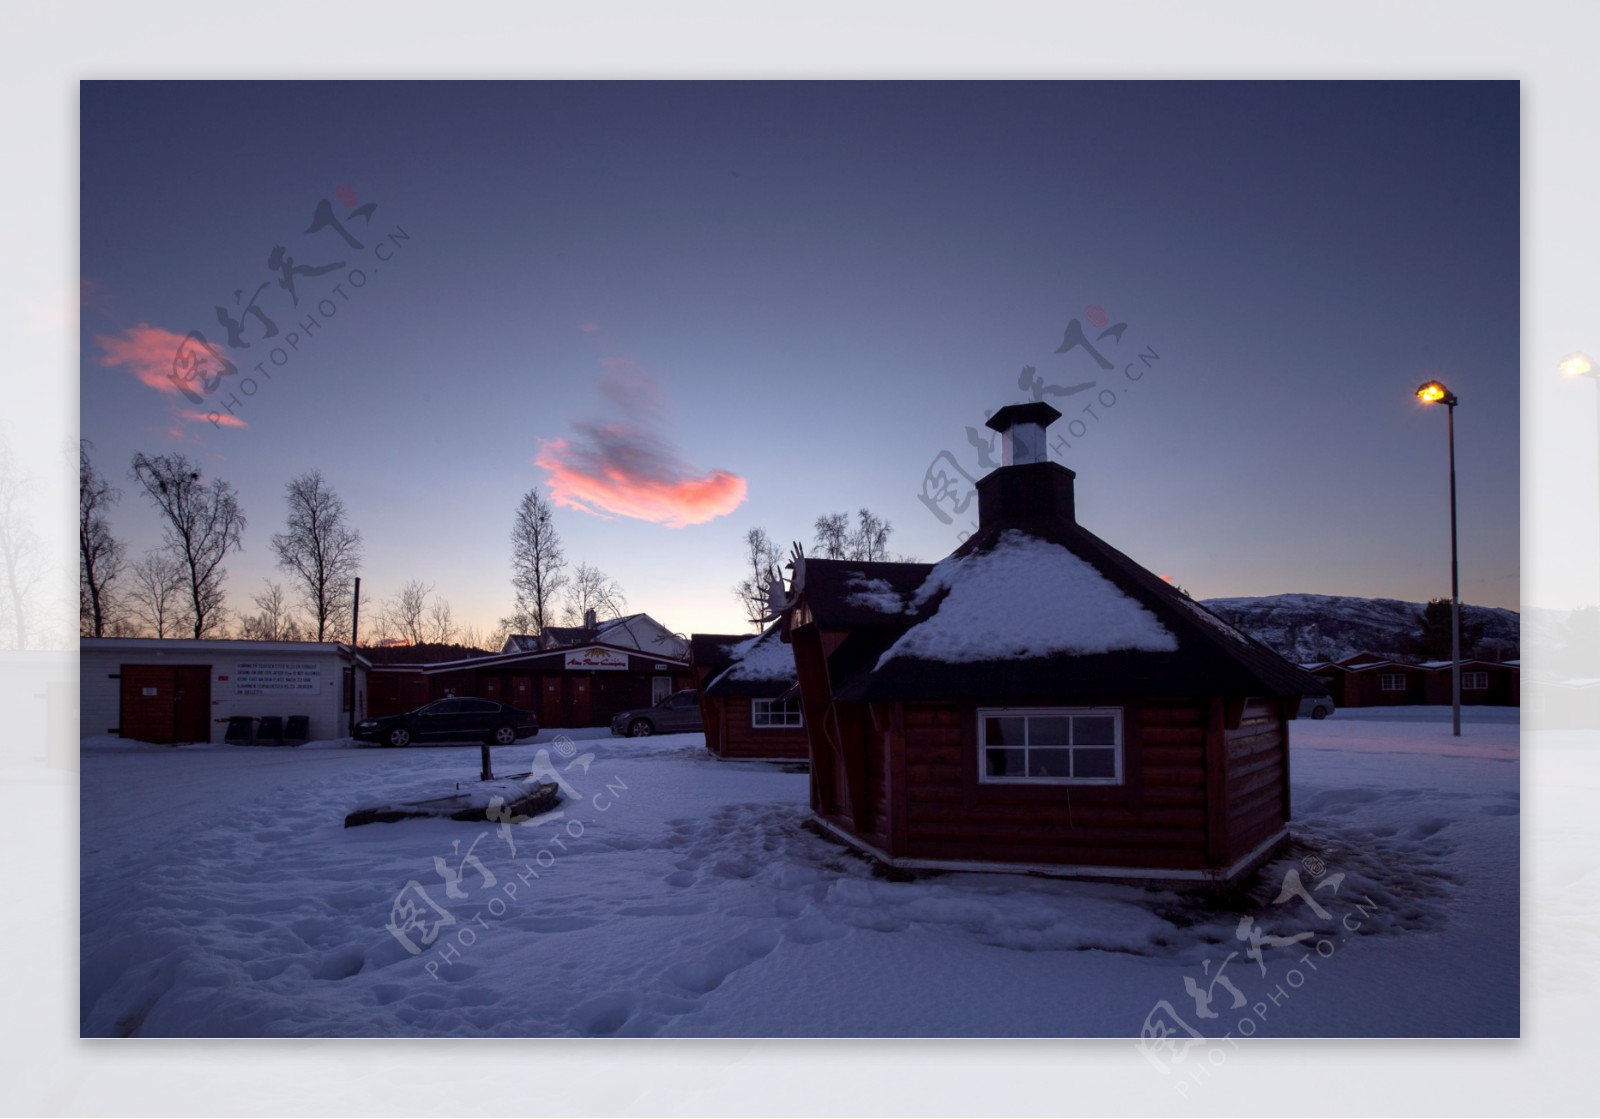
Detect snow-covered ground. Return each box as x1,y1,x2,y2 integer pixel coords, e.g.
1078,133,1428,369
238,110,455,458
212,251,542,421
79,712,1518,1038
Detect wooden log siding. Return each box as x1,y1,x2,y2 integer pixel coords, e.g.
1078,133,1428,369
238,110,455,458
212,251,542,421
887,698,1217,871
1224,699,1289,858
707,696,810,761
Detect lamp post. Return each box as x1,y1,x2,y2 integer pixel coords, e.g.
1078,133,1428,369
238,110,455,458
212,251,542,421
1416,380,1461,737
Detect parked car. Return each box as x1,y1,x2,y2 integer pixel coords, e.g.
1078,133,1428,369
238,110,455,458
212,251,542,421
610,690,703,737
354,698,539,748
1299,694,1336,720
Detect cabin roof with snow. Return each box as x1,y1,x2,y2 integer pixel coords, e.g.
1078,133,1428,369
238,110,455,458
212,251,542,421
689,633,748,676
786,419,1324,705
701,622,799,698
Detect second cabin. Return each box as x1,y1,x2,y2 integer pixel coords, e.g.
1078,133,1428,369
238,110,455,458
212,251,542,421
778,401,1326,883
691,625,809,761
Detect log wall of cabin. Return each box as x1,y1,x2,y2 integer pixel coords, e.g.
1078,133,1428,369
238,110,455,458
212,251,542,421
710,696,810,761
1224,699,1290,861
889,698,1218,871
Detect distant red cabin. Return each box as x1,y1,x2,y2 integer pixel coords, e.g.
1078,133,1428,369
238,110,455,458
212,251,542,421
691,627,809,761
779,401,1324,883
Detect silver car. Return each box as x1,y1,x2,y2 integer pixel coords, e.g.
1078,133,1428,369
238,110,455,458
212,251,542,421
610,690,703,737
1298,694,1336,720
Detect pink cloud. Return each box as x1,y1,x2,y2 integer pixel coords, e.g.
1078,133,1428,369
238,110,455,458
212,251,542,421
95,323,202,395
579,321,601,333
536,374,747,528
180,409,247,429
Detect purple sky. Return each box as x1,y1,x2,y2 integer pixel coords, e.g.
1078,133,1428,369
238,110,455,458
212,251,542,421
80,81,1520,641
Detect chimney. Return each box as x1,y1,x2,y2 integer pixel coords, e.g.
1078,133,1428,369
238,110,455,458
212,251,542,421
583,607,597,630
977,401,1076,528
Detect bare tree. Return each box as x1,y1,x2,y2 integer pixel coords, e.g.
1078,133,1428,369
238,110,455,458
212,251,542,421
813,512,850,560
813,509,894,562
381,579,432,646
849,507,893,562
458,622,487,653
510,488,568,637
270,470,363,641
127,550,190,638
562,562,626,627
80,442,127,638
0,434,46,649
733,526,783,630
130,452,246,638
486,617,513,654
425,596,457,645
237,579,304,641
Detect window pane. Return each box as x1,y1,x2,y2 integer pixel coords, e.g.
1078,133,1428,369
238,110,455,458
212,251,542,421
1074,748,1116,779
1029,716,1071,745
1074,715,1116,745
1027,748,1073,777
985,717,1026,746
985,748,1025,777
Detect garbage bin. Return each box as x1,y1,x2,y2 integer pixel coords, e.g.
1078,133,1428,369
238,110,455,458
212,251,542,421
224,716,256,746
255,715,285,746
284,715,310,746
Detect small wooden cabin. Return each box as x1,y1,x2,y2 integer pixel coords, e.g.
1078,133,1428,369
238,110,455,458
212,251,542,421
691,625,809,761
779,401,1325,883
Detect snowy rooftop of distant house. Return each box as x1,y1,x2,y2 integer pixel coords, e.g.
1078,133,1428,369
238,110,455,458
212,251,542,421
876,530,1178,668
844,575,906,614
715,624,797,684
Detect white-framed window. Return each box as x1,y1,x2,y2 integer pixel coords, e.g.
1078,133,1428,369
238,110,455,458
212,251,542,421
1463,671,1489,690
752,698,803,728
978,707,1123,785
652,676,673,705
1379,673,1407,691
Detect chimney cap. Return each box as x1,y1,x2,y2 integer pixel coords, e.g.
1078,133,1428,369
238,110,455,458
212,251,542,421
986,401,1062,434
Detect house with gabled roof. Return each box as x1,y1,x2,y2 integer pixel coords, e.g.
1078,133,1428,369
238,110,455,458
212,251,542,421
690,624,808,761
777,401,1325,883
503,611,688,662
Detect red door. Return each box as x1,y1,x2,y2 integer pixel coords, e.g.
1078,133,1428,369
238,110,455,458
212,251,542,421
568,675,591,727
173,665,212,743
542,677,563,728
119,664,211,744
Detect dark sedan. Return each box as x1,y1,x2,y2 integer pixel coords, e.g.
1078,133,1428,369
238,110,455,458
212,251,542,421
610,689,704,737
354,698,539,748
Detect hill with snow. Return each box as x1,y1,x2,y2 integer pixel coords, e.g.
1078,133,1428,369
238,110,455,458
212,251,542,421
1199,593,1519,663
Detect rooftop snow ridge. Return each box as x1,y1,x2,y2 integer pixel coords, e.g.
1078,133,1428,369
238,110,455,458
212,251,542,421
877,530,1177,667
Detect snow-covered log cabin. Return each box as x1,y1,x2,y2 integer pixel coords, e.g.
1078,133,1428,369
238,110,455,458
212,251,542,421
778,401,1326,882
691,625,809,761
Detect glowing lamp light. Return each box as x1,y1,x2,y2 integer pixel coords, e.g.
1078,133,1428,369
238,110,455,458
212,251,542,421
1559,352,1594,379
1416,380,1456,407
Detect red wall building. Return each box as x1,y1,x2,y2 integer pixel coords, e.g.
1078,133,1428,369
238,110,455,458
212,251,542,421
779,402,1324,883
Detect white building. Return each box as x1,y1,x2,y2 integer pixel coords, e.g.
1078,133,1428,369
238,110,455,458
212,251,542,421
80,638,371,745
502,611,689,662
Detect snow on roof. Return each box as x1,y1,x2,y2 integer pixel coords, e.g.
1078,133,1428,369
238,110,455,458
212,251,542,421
717,626,797,683
844,575,907,614
876,530,1178,667
1170,594,1255,647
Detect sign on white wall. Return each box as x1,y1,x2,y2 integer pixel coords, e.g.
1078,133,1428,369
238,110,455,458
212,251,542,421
234,661,324,695
563,647,629,671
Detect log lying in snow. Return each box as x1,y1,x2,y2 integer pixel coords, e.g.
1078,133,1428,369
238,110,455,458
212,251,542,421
344,776,560,827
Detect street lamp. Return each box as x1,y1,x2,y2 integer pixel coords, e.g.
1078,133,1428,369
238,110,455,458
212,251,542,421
1416,380,1461,737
